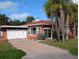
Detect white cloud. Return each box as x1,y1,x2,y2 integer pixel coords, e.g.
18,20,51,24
72,0,78,4
9,13,30,20
0,1,18,10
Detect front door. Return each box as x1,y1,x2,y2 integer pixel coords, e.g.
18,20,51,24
44,28,52,39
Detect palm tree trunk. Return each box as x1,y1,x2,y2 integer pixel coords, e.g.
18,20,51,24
66,14,69,40
57,17,60,40
73,23,76,37
51,20,54,39
59,5,65,42
56,22,60,40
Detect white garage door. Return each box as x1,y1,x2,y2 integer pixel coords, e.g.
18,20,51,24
7,30,27,39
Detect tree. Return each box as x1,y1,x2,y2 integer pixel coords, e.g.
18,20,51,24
20,21,27,25
68,3,78,37
0,14,9,26
0,14,27,26
8,19,24,25
44,0,71,17
44,0,78,41
26,16,35,23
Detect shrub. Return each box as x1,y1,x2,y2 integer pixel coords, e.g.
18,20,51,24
37,33,45,40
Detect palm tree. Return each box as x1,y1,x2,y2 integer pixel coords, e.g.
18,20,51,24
68,3,78,37
44,0,77,41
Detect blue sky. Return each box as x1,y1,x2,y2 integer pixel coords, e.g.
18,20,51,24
0,0,78,21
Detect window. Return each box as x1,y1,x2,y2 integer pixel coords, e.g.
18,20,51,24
31,28,36,34
27,30,30,34
44,28,51,38
37,27,40,34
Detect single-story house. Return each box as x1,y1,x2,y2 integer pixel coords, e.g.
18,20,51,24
0,20,54,40
0,20,74,40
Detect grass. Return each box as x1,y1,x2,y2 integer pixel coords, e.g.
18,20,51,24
40,38,78,56
0,40,26,59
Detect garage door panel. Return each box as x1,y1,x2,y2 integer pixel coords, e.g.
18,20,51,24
7,30,27,40
17,30,25,39
7,30,17,39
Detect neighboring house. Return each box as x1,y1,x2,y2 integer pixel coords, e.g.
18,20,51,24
1,20,53,40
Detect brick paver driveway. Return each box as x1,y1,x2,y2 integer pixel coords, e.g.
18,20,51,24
9,40,77,59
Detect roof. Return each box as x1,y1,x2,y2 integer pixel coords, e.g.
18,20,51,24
23,20,53,26
0,20,54,29
1,25,28,28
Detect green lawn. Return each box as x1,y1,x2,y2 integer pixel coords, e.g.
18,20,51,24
40,38,78,56
0,40,26,59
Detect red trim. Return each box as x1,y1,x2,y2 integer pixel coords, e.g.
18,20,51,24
40,26,43,33
2,29,7,40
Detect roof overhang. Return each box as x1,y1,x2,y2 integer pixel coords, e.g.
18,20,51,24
23,20,53,26
1,25,28,29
